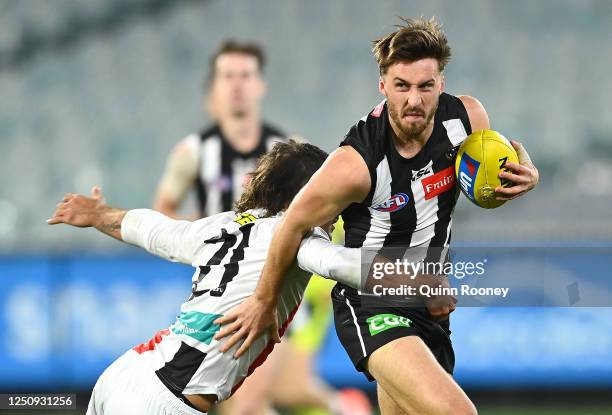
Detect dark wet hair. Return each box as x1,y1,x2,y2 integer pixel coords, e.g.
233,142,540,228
373,17,451,74
234,139,328,217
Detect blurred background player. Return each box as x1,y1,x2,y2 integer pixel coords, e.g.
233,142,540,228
153,40,285,219
153,39,370,415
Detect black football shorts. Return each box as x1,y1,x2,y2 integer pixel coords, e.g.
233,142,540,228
331,283,455,381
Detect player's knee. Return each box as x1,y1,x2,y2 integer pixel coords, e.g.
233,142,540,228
431,395,477,415
452,401,478,415
394,391,476,415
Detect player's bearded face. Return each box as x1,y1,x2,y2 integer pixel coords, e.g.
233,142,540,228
381,59,443,139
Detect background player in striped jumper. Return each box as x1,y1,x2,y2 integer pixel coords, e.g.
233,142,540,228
215,17,539,415
153,39,370,414
153,39,285,219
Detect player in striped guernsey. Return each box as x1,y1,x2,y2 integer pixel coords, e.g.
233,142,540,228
341,92,470,251
217,17,539,415
48,141,368,415
154,40,286,219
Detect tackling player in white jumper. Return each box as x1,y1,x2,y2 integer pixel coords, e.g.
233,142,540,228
47,141,363,415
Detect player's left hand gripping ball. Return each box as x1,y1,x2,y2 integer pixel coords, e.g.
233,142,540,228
495,140,539,201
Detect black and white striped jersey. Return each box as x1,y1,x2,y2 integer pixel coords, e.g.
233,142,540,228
340,93,472,254
192,124,286,217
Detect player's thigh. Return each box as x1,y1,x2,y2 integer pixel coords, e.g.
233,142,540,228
366,336,476,415
270,341,334,408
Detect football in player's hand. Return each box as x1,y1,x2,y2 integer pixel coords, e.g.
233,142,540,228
455,130,519,209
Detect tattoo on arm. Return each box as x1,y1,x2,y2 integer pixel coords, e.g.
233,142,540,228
94,207,127,241
98,221,121,232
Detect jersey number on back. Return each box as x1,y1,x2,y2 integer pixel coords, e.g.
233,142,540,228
189,223,254,299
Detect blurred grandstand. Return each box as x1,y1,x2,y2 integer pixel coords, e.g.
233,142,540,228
1,0,611,414
0,0,611,251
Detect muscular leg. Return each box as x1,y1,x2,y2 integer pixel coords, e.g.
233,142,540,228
270,341,335,409
377,384,422,415
365,336,477,415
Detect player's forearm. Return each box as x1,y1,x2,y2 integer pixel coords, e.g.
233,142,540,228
93,206,128,241
121,209,198,264
254,216,310,306
299,242,447,293
297,234,362,288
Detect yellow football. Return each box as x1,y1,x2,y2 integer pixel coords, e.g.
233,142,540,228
455,129,519,209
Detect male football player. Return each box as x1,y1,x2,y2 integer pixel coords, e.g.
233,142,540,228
48,141,366,414
215,18,539,415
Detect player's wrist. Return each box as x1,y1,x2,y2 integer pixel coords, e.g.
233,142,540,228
92,206,127,240
253,289,278,308
92,204,112,228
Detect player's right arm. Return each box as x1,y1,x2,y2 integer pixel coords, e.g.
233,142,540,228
153,135,199,218
214,146,371,356
296,228,362,289
47,186,206,265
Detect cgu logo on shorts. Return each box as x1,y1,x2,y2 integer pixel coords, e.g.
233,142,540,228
458,153,480,201
373,193,409,212
422,166,456,200
366,313,412,336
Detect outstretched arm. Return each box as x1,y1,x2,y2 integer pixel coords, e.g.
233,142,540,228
47,186,204,264
47,186,127,240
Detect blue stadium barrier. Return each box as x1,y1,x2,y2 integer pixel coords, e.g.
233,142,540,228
1,251,611,390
